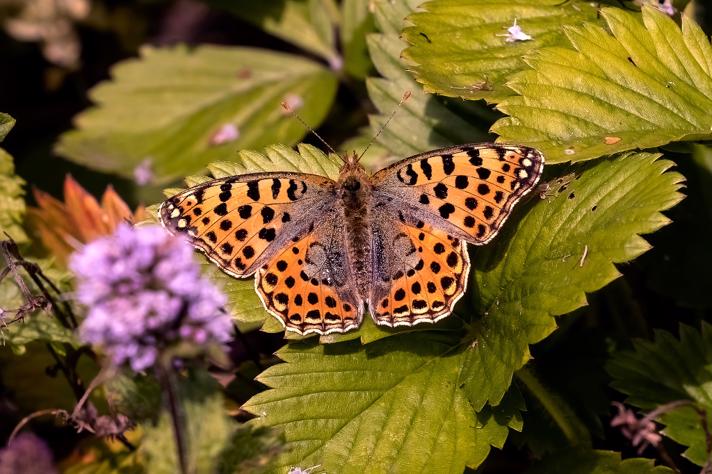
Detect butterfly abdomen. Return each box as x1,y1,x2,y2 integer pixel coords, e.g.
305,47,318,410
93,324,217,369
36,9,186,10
339,175,373,297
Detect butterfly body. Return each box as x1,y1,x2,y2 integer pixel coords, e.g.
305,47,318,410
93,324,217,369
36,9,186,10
160,144,544,335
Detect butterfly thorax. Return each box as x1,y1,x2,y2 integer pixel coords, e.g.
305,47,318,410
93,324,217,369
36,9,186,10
337,161,373,298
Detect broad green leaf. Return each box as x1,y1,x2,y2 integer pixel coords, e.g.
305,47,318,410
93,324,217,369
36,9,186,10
0,148,28,243
528,449,673,473
460,152,684,410
607,323,712,466
0,113,15,141
244,334,484,473
367,0,492,159
141,369,234,474
159,144,341,337
642,144,712,308
493,6,712,162
341,0,375,78
213,0,341,67
401,0,601,103
57,45,338,184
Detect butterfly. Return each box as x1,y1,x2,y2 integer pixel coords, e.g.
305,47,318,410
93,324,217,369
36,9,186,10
159,143,544,335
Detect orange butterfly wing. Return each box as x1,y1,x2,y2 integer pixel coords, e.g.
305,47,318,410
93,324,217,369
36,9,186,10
159,173,336,277
369,216,469,327
372,143,544,245
255,217,363,335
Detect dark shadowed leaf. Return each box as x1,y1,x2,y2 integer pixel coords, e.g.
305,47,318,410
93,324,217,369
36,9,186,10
528,449,672,473
607,323,712,467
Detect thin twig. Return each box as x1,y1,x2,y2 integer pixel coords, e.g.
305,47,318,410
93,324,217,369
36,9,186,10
8,409,68,444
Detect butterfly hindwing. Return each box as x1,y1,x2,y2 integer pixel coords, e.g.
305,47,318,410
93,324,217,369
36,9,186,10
372,144,544,244
256,215,363,335
160,172,336,277
369,213,469,327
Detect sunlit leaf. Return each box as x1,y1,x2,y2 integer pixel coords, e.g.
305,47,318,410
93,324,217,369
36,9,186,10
57,45,337,184
460,152,684,410
244,334,482,472
367,0,492,159
493,6,712,162
401,0,601,102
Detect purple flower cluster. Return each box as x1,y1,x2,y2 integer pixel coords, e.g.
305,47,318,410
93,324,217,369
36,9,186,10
71,224,232,371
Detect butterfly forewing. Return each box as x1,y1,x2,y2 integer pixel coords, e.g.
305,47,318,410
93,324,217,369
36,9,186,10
372,144,544,245
159,173,336,277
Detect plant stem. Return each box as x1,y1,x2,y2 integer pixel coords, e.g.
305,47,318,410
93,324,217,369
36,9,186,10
516,365,591,447
156,360,190,474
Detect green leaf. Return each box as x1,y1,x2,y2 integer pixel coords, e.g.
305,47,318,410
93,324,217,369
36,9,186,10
160,144,341,336
341,0,375,78
528,449,673,474
493,6,712,163
141,369,234,474
401,0,601,103
607,323,712,466
460,152,684,410
367,0,492,158
0,148,28,243
56,45,338,184
244,334,487,473
213,0,340,66
0,113,15,142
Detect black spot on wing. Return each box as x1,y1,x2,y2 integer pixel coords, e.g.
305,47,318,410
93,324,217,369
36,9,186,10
442,154,455,174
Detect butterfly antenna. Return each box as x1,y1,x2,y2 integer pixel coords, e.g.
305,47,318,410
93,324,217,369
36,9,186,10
357,90,411,163
281,101,341,161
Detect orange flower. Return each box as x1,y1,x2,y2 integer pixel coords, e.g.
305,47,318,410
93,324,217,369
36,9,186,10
27,176,147,265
